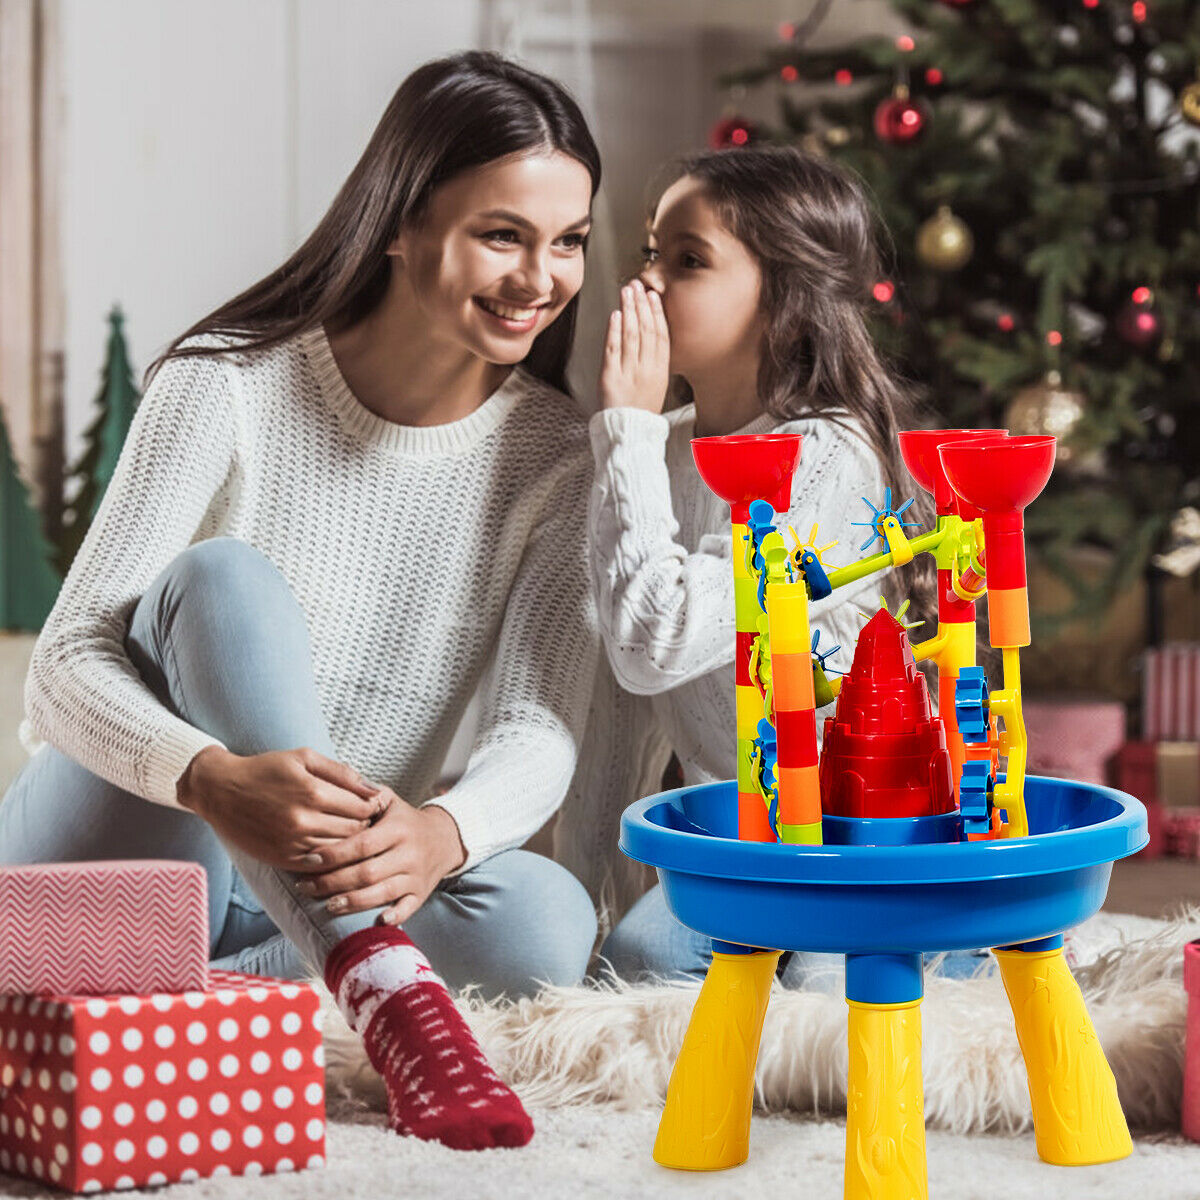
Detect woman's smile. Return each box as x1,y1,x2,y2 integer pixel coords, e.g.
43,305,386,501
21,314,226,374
473,295,549,333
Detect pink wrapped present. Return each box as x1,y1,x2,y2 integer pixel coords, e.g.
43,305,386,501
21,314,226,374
1184,941,1200,1141
1144,644,1200,742
1163,808,1200,859
1023,698,1126,786
0,862,208,996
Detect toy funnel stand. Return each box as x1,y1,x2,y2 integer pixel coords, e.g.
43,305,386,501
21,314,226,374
619,430,1148,1200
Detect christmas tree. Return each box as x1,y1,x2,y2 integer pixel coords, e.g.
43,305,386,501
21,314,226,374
718,0,1200,631
59,306,141,573
0,409,60,630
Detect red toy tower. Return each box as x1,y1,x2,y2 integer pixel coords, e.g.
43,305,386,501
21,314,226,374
819,609,954,820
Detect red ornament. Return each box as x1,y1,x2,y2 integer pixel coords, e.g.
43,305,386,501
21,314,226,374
997,313,1015,331
874,91,928,143
925,67,944,85
781,64,799,82
1116,296,1162,348
1131,0,1147,21
1046,330,1063,346
873,280,896,303
709,115,757,149
835,68,854,86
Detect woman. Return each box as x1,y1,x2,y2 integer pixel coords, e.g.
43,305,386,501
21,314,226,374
0,51,602,1151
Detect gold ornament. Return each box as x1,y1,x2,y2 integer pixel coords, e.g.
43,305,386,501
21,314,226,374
825,125,851,147
1005,371,1100,473
1181,78,1200,128
916,205,974,271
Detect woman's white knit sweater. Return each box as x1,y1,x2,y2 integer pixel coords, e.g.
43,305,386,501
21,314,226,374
22,328,597,872
555,403,887,917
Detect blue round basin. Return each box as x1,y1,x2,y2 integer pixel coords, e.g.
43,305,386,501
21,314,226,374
619,776,1148,955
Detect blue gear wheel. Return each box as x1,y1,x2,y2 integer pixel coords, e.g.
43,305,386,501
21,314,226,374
958,759,994,837
955,667,990,745
751,718,780,832
850,487,920,552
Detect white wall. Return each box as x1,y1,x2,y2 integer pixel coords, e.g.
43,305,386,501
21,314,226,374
59,0,483,449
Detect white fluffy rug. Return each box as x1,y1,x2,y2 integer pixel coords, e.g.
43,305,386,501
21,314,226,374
2,909,1197,1200
323,907,1196,1136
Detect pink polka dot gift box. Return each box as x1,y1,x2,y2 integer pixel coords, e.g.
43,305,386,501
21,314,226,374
0,861,209,996
0,971,325,1192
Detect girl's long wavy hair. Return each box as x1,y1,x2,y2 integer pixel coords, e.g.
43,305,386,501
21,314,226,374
148,52,601,395
659,145,942,645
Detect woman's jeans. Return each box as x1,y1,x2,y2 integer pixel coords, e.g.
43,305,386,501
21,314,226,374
598,885,996,991
0,538,597,1000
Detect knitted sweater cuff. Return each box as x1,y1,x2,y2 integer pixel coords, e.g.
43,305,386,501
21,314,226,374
143,724,227,809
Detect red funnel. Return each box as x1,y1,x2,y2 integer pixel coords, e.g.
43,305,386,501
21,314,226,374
898,429,1008,516
939,435,1056,646
691,434,803,522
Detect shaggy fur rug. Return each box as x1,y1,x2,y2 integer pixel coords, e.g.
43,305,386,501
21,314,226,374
321,907,1196,1136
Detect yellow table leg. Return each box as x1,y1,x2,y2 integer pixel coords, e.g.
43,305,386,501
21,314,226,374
654,949,780,1171
994,946,1132,1165
845,997,928,1200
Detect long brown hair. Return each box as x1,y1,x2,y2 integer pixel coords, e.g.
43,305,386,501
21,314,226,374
657,145,941,641
149,52,601,395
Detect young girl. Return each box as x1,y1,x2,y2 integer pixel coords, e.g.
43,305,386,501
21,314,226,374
588,145,987,987
0,52,603,1151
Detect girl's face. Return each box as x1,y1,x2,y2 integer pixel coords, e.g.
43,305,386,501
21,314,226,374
390,150,593,364
638,175,764,379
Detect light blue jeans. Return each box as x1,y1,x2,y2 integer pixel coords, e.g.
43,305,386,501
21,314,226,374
598,884,995,991
0,538,597,1001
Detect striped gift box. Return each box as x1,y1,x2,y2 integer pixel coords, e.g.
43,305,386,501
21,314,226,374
0,861,209,996
1143,643,1200,742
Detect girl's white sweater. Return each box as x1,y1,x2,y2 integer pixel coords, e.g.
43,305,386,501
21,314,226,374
22,328,597,872
556,403,887,917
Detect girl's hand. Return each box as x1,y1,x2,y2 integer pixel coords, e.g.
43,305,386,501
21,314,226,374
293,789,467,924
177,745,382,870
599,279,670,415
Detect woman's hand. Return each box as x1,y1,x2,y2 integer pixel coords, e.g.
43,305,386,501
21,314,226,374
177,745,382,870
599,279,670,415
292,789,466,925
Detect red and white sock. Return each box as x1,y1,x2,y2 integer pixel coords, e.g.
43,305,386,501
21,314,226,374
324,926,533,1151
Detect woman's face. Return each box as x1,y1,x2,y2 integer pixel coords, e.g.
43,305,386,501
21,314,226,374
391,150,593,364
638,175,764,379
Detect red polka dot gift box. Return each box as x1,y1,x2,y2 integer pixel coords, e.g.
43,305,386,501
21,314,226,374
0,971,325,1192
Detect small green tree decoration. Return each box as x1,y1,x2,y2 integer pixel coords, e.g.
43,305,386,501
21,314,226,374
0,410,60,630
59,306,141,573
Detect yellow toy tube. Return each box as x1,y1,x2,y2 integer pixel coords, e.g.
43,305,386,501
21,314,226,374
845,998,928,1200
654,949,781,1171
734,522,776,841
764,578,822,843
994,946,1131,1166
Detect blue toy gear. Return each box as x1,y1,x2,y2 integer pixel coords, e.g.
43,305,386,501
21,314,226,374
750,718,780,833
954,666,990,745
958,759,994,837
851,487,920,553
810,629,843,675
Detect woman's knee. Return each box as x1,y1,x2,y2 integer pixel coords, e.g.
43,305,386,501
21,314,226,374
153,539,294,620
129,538,308,670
